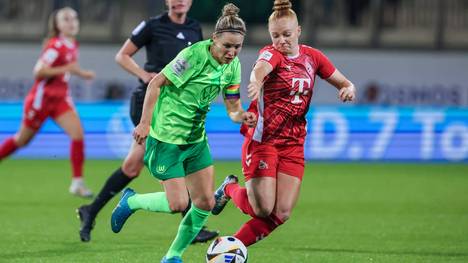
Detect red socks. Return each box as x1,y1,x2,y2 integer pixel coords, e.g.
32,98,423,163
1,137,85,179
234,213,284,247
226,183,285,247
71,140,84,178
0,137,19,160
225,183,256,217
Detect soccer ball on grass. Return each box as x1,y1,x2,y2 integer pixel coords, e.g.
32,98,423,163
206,236,248,263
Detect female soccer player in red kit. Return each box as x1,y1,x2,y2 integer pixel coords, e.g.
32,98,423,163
212,0,356,247
0,7,95,198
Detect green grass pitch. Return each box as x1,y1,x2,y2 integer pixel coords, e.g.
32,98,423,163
1,160,467,262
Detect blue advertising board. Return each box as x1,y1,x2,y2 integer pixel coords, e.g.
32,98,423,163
0,102,467,161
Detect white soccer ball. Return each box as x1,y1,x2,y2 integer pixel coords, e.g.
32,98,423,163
206,236,248,263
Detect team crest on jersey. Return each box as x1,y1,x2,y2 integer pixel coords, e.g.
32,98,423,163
156,165,166,174
305,62,314,75
172,58,190,76
258,50,273,61
27,110,35,120
258,160,268,170
200,85,221,106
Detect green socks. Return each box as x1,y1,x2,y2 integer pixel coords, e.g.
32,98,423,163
127,193,210,259
127,192,172,213
165,204,210,259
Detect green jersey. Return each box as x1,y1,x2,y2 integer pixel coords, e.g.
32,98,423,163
150,39,241,144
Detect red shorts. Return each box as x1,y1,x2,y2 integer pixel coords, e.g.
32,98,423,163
22,92,75,130
241,137,305,181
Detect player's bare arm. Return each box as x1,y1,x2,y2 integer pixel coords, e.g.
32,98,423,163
326,69,356,102
247,60,273,100
133,73,169,144
33,60,76,78
224,98,256,127
34,60,95,80
115,39,157,84
70,65,96,80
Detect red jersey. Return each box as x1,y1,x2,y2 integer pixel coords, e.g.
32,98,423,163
29,36,78,99
242,45,336,146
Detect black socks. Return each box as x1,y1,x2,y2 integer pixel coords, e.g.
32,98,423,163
89,167,134,215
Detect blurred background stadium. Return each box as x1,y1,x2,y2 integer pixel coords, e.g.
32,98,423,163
0,1,467,262
0,0,467,162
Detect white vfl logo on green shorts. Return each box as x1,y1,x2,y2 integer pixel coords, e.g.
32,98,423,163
157,165,166,174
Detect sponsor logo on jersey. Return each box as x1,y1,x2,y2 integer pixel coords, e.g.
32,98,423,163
258,50,273,61
176,32,185,40
172,58,190,76
132,21,146,36
290,78,312,104
258,160,268,170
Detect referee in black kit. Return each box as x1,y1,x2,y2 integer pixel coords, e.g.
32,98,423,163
76,0,219,243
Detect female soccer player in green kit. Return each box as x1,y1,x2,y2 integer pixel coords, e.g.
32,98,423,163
110,3,256,263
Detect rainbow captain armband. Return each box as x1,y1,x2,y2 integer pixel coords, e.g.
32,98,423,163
224,84,240,100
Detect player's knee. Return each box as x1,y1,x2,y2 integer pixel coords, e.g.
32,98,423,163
69,129,84,141
253,205,274,218
191,196,215,211
169,198,189,213
121,160,143,178
14,136,31,147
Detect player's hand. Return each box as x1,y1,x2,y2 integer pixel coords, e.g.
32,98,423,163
248,81,262,101
141,72,158,84
339,85,356,102
242,112,256,127
81,70,96,80
133,123,149,145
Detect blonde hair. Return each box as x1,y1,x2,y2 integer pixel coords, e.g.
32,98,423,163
214,3,246,35
269,0,297,23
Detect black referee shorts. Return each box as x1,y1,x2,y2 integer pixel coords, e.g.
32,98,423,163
129,84,147,127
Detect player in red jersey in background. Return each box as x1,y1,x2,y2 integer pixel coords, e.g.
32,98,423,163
212,0,356,247
0,7,95,198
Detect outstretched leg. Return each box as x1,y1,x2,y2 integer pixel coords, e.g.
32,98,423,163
163,166,214,261
77,140,145,241
111,176,189,233
227,177,276,218
234,172,301,246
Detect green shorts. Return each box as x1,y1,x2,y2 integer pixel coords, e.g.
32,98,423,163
144,136,213,181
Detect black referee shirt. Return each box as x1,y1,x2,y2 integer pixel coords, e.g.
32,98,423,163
130,12,203,73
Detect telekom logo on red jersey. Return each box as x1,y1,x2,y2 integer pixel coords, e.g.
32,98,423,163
290,78,311,104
